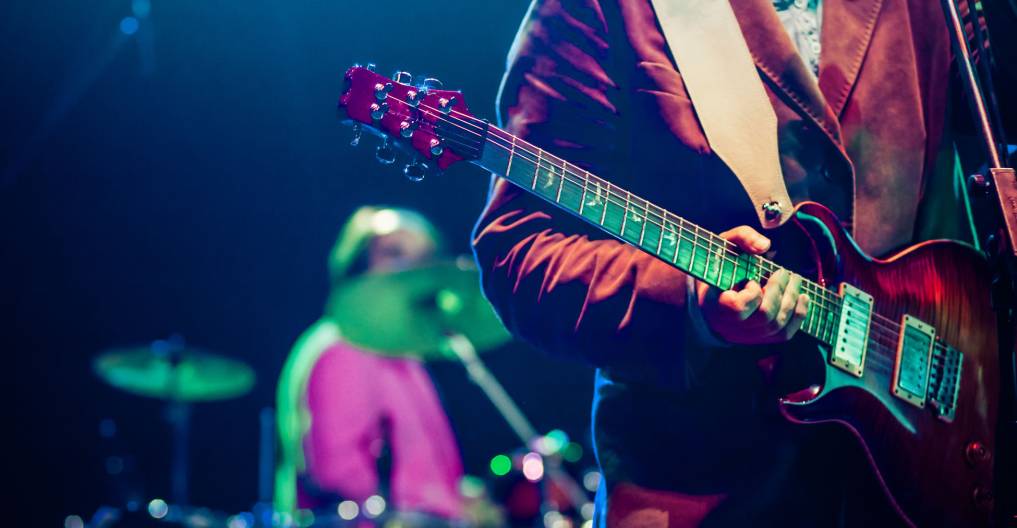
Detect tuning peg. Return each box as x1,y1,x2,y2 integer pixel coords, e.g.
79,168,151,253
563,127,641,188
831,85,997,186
374,82,394,101
403,159,430,182
429,138,444,156
350,123,363,147
423,77,443,90
406,89,421,107
399,120,417,138
370,102,389,120
367,63,377,72
438,96,457,114
375,137,396,165
393,71,413,84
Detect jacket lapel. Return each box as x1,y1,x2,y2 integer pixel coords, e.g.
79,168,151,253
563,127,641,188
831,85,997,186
729,0,844,146
818,0,885,117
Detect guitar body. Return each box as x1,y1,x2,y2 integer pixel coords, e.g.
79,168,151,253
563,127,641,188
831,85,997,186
781,202,1000,527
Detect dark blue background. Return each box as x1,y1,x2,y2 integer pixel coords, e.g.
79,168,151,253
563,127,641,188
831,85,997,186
1,1,597,524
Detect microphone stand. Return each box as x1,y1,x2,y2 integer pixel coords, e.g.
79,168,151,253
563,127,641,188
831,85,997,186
940,0,1017,523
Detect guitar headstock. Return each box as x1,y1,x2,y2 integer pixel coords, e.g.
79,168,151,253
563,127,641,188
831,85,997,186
337,65,486,180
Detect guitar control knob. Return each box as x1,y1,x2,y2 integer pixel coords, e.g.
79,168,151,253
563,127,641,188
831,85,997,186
972,486,994,512
965,441,989,466
375,138,396,165
403,160,429,182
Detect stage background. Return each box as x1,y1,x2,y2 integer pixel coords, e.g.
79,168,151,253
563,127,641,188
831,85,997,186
1,1,599,525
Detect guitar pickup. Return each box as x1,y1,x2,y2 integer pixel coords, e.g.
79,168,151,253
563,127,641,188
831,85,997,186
830,283,873,377
891,315,935,408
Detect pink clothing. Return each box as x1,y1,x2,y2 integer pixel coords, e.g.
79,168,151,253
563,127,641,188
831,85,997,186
300,341,464,519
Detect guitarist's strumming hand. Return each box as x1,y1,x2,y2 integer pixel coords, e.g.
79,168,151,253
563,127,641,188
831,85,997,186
696,226,810,345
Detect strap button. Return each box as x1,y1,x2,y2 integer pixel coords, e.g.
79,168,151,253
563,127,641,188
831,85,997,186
762,201,783,221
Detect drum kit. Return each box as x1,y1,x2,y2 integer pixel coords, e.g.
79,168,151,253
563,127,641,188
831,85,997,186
87,258,594,528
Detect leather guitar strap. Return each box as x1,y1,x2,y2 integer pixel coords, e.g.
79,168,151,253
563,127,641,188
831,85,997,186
648,0,792,228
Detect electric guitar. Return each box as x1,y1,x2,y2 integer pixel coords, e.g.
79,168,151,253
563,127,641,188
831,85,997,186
337,65,1000,527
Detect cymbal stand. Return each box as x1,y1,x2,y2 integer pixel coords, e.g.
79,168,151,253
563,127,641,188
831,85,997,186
443,333,589,511
158,340,191,506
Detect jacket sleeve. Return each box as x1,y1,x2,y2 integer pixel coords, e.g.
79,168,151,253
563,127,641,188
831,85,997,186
471,0,709,387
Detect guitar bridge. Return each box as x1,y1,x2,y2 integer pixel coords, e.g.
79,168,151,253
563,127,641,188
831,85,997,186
928,344,963,422
891,315,935,408
830,283,873,377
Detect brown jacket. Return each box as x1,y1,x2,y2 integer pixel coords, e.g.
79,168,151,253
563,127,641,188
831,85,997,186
472,0,976,526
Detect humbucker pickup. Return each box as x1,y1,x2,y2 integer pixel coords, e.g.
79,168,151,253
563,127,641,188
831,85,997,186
892,315,936,408
830,283,873,377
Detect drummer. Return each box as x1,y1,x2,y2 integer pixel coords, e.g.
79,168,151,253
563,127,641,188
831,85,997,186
275,206,465,523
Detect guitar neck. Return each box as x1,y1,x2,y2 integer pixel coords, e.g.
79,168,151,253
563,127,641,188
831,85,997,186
472,124,842,345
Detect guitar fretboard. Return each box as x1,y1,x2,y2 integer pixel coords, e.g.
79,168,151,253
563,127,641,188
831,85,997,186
474,125,844,345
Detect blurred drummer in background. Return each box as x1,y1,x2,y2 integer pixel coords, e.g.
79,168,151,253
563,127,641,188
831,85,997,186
275,206,465,524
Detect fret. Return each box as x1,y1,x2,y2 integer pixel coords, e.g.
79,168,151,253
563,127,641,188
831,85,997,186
620,192,631,235
718,247,738,291
654,205,666,255
505,135,516,178
531,149,541,190
581,178,607,224
599,181,610,226
578,174,588,215
803,301,813,335
638,201,648,246
555,160,566,202
660,218,679,263
556,166,583,212
688,225,699,275
823,302,837,343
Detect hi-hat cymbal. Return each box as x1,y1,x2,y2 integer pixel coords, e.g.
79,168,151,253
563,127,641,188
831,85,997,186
326,257,511,360
94,343,255,402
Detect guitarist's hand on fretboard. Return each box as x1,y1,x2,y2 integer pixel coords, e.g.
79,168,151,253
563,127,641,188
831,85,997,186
695,225,810,345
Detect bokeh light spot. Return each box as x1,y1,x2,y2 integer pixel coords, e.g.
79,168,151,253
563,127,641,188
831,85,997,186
522,452,544,482
148,498,168,519
119,17,139,35
562,442,584,462
490,454,512,476
337,500,359,520
364,495,386,518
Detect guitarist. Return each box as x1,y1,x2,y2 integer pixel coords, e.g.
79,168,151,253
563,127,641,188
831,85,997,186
472,0,1016,526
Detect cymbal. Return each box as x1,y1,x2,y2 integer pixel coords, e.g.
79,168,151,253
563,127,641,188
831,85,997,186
326,257,511,360
94,344,255,402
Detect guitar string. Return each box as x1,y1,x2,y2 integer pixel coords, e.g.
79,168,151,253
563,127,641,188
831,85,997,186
370,94,952,361
434,110,931,353
437,107,950,355
389,98,955,361
407,102,947,355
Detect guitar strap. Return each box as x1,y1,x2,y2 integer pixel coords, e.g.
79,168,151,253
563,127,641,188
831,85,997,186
648,0,793,228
